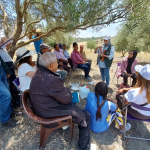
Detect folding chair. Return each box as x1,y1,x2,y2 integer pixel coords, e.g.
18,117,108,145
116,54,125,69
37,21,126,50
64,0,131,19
13,78,22,108
112,62,132,86
124,102,150,140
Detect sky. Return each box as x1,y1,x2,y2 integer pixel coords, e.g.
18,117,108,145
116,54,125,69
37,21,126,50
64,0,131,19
77,22,121,38
0,22,121,39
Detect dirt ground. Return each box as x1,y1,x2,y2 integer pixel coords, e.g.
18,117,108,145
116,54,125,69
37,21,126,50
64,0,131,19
1,42,150,150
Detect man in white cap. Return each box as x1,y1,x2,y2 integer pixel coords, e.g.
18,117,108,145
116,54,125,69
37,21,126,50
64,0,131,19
95,35,115,87
37,43,68,80
29,29,43,53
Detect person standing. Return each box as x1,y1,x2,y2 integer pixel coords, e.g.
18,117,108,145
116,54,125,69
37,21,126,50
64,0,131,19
0,56,19,126
62,44,73,69
0,37,20,108
71,42,91,80
29,29,43,53
95,35,115,87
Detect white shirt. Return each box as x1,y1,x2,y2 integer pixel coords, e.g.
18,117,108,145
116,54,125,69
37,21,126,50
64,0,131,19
125,87,150,116
0,48,12,62
18,63,36,92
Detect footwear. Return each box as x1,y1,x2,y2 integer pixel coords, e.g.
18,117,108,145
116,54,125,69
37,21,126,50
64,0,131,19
62,125,69,130
85,77,91,80
120,123,131,133
78,144,97,150
1,119,20,127
107,85,110,88
11,111,23,118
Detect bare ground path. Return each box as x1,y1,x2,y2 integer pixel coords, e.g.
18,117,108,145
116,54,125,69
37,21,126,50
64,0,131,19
1,48,150,150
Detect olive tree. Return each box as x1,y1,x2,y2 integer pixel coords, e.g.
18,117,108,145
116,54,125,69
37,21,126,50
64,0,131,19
0,0,133,58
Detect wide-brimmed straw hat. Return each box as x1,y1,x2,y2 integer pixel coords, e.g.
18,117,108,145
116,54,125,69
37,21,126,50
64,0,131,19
134,64,150,81
16,47,36,62
35,29,43,34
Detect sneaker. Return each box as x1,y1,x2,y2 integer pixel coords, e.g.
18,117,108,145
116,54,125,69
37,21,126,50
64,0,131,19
62,125,69,130
107,85,110,88
120,123,131,133
78,144,97,150
90,144,97,150
1,119,20,127
85,77,91,81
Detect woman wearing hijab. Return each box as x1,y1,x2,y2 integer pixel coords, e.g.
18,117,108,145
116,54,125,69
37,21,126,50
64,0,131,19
116,50,137,86
95,35,115,87
16,47,36,92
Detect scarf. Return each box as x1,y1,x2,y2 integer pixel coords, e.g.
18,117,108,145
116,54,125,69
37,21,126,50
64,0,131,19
102,39,111,51
97,39,111,63
126,50,137,74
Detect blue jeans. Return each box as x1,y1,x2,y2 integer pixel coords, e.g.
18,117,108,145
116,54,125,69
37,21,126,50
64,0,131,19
100,67,110,86
0,67,12,123
77,63,91,77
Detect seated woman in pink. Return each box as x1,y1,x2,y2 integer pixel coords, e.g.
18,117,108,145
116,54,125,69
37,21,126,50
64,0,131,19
116,50,137,86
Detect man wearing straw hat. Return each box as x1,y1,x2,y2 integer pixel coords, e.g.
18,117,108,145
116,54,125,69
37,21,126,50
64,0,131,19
29,29,43,53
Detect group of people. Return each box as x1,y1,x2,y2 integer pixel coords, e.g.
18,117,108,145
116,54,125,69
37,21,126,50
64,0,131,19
0,30,150,150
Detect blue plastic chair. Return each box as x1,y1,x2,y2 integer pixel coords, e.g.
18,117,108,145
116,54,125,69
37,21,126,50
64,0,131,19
124,102,150,140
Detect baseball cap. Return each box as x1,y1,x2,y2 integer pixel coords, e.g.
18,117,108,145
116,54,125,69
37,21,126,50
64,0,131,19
80,45,84,48
134,64,150,81
104,35,110,40
40,43,49,50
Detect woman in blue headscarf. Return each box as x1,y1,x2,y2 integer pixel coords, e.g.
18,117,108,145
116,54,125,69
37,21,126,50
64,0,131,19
95,35,115,87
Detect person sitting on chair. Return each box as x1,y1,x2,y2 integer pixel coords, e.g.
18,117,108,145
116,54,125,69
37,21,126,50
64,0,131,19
37,43,67,80
71,42,91,80
116,50,137,87
80,45,92,64
16,47,36,92
53,44,71,72
29,52,91,150
85,82,131,133
116,64,150,120
62,44,73,69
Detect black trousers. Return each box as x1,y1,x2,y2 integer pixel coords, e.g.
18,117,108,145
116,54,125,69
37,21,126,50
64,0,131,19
116,93,150,120
77,110,90,150
68,58,73,69
5,61,20,107
121,72,136,87
43,110,91,150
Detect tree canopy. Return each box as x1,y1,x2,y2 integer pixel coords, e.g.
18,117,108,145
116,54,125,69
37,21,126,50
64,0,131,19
86,39,97,51
0,0,133,57
114,0,150,55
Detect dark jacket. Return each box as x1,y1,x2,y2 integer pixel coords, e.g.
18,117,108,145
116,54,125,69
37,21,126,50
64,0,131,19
29,65,87,127
0,56,12,74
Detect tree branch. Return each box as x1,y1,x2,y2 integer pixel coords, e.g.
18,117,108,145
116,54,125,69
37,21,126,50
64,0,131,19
0,2,9,38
